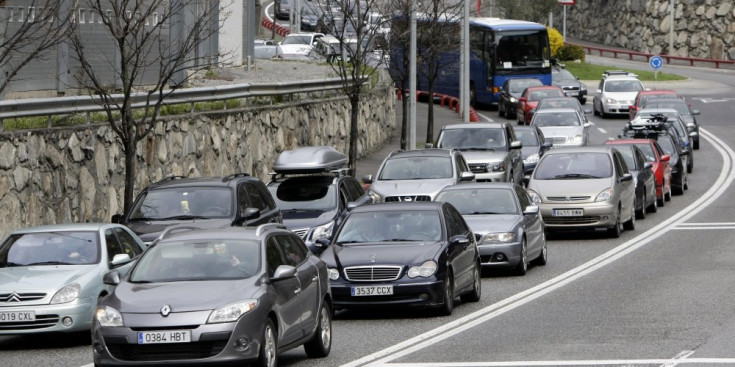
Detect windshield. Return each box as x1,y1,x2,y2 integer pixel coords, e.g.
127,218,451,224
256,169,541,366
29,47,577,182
552,68,576,81
129,187,233,220
535,153,612,179
634,143,657,162
130,239,260,282
436,188,518,215
495,30,551,70
268,178,336,211
515,129,538,146
379,156,452,180
0,231,100,266
532,112,581,127
604,80,643,93
282,35,311,45
509,79,543,94
336,210,442,244
438,128,507,150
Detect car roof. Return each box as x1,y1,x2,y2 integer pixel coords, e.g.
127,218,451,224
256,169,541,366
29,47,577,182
160,226,288,242
389,148,453,158
638,89,677,95
144,175,252,190
534,107,580,114
544,146,614,155
439,182,515,191
442,123,506,129
349,201,445,213
526,85,561,91
643,97,687,104
638,107,680,114
604,138,653,145
10,223,112,234
603,76,640,81
538,97,580,103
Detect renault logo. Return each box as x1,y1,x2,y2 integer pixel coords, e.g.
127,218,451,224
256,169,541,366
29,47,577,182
7,292,21,303
160,305,171,317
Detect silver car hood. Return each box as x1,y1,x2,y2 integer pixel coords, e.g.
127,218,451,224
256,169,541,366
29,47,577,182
370,178,455,200
0,265,96,293
539,126,584,138
604,91,638,102
459,150,508,164
462,214,521,235
531,177,612,200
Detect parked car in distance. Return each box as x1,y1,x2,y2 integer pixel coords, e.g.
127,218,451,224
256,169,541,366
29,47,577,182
267,146,368,251
640,97,701,149
628,89,680,120
435,183,546,275
362,148,475,203
603,141,658,219
528,96,592,124
498,77,544,119
275,0,292,20
0,223,143,335
254,39,277,59
513,125,553,180
93,225,332,366
277,32,325,60
551,66,588,104
435,123,524,184
112,174,282,245
317,202,481,315
593,70,645,118
529,107,591,148
526,146,636,238
517,85,566,124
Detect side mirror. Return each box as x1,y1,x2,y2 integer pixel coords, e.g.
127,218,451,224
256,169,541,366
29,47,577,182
691,109,700,115
595,89,602,94
272,265,297,281
510,141,522,149
620,173,633,182
661,154,671,162
680,150,690,156
425,142,434,149
459,171,475,182
449,234,470,246
241,207,260,220
523,205,539,215
529,108,537,116
583,123,592,128
541,141,553,150
362,174,373,184
111,214,123,224
315,237,331,249
110,254,131,267
644,162,653,169
103,271,121,286
519,97,527,103
349,194,373,209
689,131,698,138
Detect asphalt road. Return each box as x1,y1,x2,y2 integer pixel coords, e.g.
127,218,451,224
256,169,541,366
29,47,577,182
3,58,735,367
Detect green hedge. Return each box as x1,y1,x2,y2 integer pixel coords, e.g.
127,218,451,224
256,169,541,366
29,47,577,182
557,44,586,62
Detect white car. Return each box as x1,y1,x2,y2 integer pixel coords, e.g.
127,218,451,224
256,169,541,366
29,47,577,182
277,32,324,60
592,70,645,118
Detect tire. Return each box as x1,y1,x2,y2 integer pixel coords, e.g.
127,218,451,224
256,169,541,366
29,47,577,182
648,193,658,213
507,104,516,119
684,174,689,190
687,155,693,173
255,319,278,367
499,101,506,117
514,237,528,276
665,187,672,201
607,207,622,238
635,192,646,220
532,235,548,266
460,263,482,303
623,204,636,231
438,270,454,316
593,102,600,116
694,137,700,150
304,302,332,358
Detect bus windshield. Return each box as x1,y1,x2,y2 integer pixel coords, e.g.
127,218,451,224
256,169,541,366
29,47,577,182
495,30,550,71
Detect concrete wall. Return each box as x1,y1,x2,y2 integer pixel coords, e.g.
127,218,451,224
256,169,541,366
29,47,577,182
563,0,735,60
0,90,396,239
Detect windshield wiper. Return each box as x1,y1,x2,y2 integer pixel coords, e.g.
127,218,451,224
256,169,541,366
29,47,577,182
553,173,600,179
128,217,157,222
25,261,75,266
471,211,505,215
461,147,495,151
1,262,24,267
159,215,210,220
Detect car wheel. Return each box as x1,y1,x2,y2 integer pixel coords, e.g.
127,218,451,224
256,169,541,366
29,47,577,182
673,177,684,195
255,319,278,367
684,174,689,190
648,192,658,213
508,104,516,119
694,137,700,150
304,302,332,358
607,207,622,238
499,101,506,117
532,235,548,266
635,192,646,219
514,237,528,276
624,204,636,231
460,263,482,303
593,101,599,116
438,270,454,316
687,154,693,173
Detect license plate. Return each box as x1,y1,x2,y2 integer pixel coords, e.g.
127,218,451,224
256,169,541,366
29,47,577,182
553,209,584,217
566,91,579,96
137,330,192,344
0,311,35,323
351,285,394,296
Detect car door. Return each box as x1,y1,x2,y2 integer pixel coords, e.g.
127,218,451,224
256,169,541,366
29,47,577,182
506,125,523,182
612,151,635,219
238,182,278,226
110,227,144,275
442,205,475,290
514,184,544,256
265,236,303,346
275,234,320,336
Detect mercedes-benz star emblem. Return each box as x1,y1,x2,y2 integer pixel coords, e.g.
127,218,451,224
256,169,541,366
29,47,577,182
369,253,377,263
7,292,21,303
160,305,171,317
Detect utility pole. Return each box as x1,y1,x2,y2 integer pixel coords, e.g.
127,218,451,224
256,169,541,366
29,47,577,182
460,0,470,122
409,1,417,150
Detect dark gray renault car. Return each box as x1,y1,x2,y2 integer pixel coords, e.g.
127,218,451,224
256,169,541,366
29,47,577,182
92,225,332,367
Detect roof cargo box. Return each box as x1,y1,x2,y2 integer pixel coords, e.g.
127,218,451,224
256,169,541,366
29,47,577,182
273,146,348,174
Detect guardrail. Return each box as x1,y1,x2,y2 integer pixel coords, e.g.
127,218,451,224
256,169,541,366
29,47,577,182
567,42,735,69
0,78,348,131
396,89,480,123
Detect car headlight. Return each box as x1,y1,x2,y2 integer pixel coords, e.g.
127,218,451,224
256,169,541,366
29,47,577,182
311,221,334,241
479,232,516,244
566,134,584,144
95,306,123,327
407,260,437,278
527,189,541,204
509,97,517,103
580,84,587,91
595,188,614,202
328,268,340,280
605,98,618,104
207,300,259,324
367,190,383,203
490,162,505,172
50,283,80,304
524,154,540,164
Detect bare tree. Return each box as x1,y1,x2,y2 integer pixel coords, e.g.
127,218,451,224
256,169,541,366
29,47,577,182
69,0,225,213
315,0,390,176
0,0,71,95
496,0,558,23
384,0,411,150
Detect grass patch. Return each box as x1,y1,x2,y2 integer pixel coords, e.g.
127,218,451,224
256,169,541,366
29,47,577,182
564,62,686,81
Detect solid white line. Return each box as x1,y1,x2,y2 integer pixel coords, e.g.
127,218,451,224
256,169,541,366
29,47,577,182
265,2,274,22
661,350,696,367
672,227,735,230
342,128,735,367
676,222,735,226
597,127,608,134
478,113,494,122
381,359,735,366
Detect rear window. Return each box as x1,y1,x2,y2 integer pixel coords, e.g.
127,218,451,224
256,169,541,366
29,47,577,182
268,177,336,211
532,112,581,127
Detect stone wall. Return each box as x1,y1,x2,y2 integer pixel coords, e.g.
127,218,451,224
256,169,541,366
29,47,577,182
564,0,735,60
0,90,396,239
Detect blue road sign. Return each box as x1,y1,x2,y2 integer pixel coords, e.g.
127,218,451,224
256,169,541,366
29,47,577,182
649,55,663,70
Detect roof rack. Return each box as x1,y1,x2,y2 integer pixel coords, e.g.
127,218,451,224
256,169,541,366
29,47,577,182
619,114,671,139
222,173,250,182
603,70,637,78
255,223,287,236
156,175,187,184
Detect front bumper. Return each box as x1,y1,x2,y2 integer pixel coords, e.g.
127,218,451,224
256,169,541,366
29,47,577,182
602,102,631,114
478,242,522,269
539,201,617,229
330,279,446,309
0,297,95,334
472,171,506,183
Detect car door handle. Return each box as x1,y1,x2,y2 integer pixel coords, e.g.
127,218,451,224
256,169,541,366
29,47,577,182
294,288,301,295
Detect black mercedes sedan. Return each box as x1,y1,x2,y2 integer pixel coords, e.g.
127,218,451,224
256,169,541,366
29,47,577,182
316,202,481,316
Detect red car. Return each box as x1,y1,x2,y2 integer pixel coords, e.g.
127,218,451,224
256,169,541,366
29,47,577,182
517,86,565,125
607,138,672,206
628,89,680,120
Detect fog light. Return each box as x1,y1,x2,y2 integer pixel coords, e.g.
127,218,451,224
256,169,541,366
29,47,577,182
419,293,429,300
496,253,505,261
602,216,609,220
234,337,250,351
62,317,73,327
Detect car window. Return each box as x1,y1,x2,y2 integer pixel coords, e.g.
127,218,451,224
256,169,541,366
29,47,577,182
266,237,287,277
436,188,519,215
447,205,470,234
379,156,452,180
616,146,637,170
244,183,267,211
442,206,462,237
114,228,143,258
269,177,336,211
514,129,538,146
105,229,124,261
275,235,308,266
613,151,629,175
634,147,647,169
514,185,531,211
634,143,657,162
345,178,364,200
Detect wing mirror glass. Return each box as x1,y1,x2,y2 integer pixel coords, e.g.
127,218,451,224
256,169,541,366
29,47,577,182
620,173,633,182
450,235,470,246
510,141,522,149
661,154,671,162
523,205,540,215
241,207,260,220
691,109,700,115
110,254,131,268
644,162,653,169
362,174,373,184
460,171,475,182
103,270,121,286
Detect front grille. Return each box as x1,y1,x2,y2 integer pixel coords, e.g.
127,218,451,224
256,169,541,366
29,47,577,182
130,325,200,332
0,314,58,330
546,196,591,202
545,137,567,144
344,266,402,282
468,163,488,173
544,216,601,225
0,292,46,303
385,195,431,202
105,340,227,361
562,86,580,91
291,228,309,239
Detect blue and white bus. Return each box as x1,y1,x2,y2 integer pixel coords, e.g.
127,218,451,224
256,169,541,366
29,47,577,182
391,17,552,106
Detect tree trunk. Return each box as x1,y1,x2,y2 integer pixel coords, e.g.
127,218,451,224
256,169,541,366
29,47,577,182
123,137,137,215
401,83,408,150
348,94,360,178
426,72,436,145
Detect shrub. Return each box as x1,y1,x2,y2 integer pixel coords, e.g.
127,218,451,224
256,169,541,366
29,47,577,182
557,44,586,62
547,27,563,58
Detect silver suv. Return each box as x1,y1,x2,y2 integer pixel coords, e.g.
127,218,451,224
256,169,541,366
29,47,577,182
592,70,645,118
362,149,475,202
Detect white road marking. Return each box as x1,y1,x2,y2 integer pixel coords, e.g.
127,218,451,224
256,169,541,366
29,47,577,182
342,128,735,367
661,350,696,367
380,358,735,366
673,222,735,229
692,98,735,104
478,113,494,122
597,127,608,134
265,2,274,22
